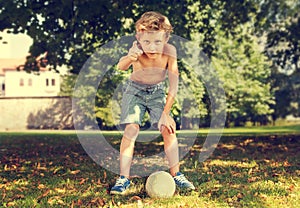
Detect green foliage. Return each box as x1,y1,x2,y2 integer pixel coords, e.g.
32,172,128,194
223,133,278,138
212,24,274,126
70,41,131,129
256,0,299,70
255,0,300,121
174,60,208,129
0,0,269,72
1,0,298,126
0,0,132,73
59,74,77,96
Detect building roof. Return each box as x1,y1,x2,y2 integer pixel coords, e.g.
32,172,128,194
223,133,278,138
0,57,48,75
0,58,26,75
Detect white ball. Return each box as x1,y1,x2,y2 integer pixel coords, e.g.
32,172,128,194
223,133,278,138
145,171,176,198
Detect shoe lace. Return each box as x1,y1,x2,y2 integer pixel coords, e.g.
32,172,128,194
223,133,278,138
175,174,187,184
115,177,128,186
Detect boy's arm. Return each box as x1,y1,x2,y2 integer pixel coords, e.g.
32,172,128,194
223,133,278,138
158,45,179,134
117,41,143,70
164,45,179,114
117,55,134,70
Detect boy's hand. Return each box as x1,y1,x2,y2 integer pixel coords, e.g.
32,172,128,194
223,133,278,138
158,112,176,134
128,41,143,61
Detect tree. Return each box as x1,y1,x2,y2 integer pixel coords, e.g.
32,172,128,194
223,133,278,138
254,0,299,71
0,0,286,127
255,0,300,121
212,24,274,126
0,0,265,72
0,0,134,73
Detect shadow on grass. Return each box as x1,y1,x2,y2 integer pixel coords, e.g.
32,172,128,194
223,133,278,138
185,134,300,207
0,133,299,207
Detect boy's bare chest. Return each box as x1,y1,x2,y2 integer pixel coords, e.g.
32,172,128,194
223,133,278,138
133,55,168,71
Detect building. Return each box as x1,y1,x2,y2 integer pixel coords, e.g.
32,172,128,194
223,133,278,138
0,57,60,97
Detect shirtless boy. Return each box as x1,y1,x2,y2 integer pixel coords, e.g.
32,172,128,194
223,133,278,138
110,11,195,195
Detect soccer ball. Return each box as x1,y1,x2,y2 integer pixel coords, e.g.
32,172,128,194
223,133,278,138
145,171,176,198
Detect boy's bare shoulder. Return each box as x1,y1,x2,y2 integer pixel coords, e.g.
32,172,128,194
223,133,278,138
163,43,177,58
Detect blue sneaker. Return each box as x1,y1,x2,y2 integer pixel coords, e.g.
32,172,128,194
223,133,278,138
173,172,195,190
110,176,131,195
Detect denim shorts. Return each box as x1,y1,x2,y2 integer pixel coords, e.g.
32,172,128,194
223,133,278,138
120,80,166,128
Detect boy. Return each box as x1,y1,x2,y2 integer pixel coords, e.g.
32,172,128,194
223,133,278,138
110,11,195,195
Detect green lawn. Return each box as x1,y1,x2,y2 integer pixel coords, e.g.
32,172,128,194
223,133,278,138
0,125,300,207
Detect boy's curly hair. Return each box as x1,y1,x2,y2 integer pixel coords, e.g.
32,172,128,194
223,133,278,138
135,11,173,35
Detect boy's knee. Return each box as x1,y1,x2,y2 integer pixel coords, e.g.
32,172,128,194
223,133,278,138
124,124,140,141
160,125,176,136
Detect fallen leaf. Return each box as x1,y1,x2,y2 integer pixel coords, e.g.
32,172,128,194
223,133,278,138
70,170,80,175
237,192,243,199
79,178,86,185
103,171,107,182
53,167,63,174
37,189,50,200
99,198,106,206
247,176,259,183
14,194,25,199
89,197,106,206
248,168,253,175
7,201,15,207
288,185,294,192
38,184,46,189
54,188,66,193
260,193,268,199
48,196,65,205
77,199,83,206
130,195,142,201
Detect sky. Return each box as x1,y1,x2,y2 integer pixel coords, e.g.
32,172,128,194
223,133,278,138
0,31,69,74
0,31,33,58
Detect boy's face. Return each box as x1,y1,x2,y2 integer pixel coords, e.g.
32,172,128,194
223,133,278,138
136,31,169,59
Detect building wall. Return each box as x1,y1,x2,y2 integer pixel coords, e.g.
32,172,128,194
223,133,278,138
4,71,60,97
0,96,73,130
0,76,4,96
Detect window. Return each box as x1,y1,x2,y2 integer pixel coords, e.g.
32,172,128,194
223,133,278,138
51,79,55,86
28,78,32,86
46,78,49,86
20,78,24,86
2,83,5,91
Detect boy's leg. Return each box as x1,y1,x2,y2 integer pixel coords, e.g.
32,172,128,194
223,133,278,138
161,126,179,176
111,123,139,195
161,125,195,190
120,123,140,178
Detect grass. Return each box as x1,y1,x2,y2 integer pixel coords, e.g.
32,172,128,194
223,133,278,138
0,125,300,207
218,124,300,135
